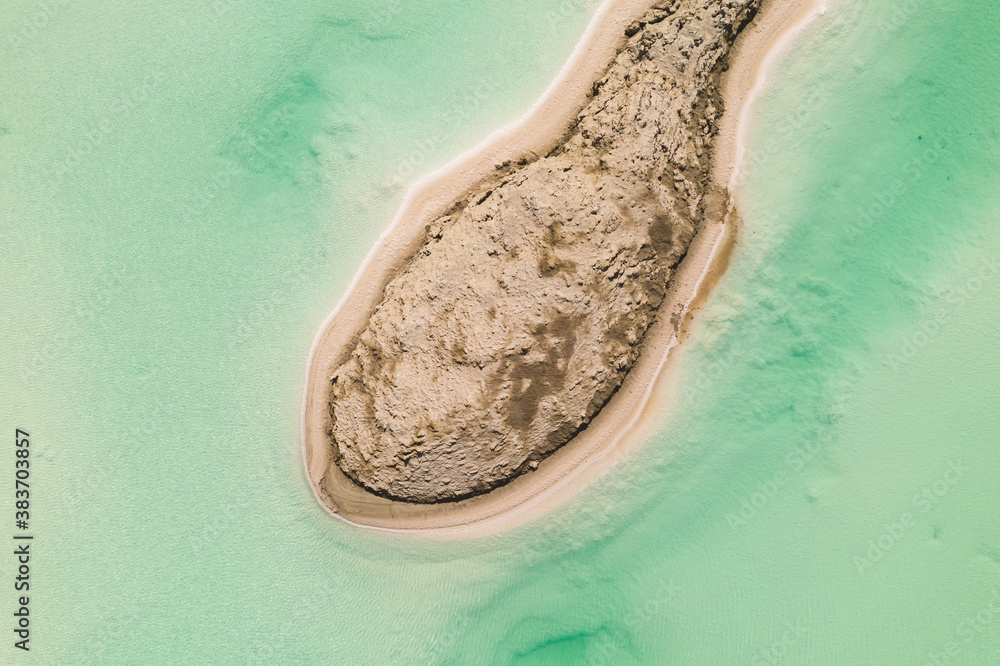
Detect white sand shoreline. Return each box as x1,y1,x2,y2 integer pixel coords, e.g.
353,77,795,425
300,0,827,537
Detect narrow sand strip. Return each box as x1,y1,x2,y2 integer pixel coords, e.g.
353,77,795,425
301,0,826,536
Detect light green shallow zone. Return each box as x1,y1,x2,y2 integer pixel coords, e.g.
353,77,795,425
2,0,999,663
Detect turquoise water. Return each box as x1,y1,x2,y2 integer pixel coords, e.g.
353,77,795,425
2,0,999,663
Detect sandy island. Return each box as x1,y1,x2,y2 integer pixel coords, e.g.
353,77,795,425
302,0,826,535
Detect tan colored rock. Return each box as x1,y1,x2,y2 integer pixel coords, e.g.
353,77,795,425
329,0,762,502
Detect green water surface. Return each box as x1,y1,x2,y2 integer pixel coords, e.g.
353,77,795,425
2,0,999,663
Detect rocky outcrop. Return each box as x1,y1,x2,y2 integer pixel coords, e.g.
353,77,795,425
328,0,761,503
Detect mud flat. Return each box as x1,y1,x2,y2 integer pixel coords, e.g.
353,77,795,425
302,0,823,534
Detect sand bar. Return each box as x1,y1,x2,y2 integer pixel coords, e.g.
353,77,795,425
302,0,825,536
